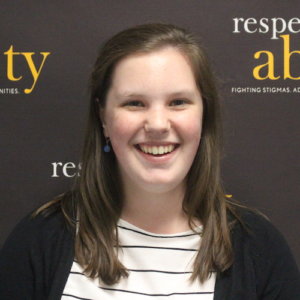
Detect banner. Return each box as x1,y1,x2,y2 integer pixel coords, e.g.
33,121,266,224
0,1,299,265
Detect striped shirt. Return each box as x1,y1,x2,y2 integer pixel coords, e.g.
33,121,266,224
62,219,216,299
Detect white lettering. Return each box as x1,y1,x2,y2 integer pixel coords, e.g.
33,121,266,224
233,17,300,39
51,161,81,178
51,162,63,177
233,17,244,33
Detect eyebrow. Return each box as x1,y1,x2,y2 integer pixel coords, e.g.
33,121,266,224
169,90,200,98
116,92,144,99
115,90,199,99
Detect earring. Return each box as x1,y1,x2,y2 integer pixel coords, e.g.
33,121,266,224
103,137,111,153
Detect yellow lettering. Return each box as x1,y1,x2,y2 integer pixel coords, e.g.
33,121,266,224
21,52,50,94
4,45,22,81
253,50,280,80
281,34,300,80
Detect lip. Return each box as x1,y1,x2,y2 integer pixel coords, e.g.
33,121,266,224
134,142,180,163
137,141,179,146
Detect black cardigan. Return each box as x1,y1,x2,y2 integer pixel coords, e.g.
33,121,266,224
0,208,299,300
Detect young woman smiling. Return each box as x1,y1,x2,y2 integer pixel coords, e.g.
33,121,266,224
0,23,299,300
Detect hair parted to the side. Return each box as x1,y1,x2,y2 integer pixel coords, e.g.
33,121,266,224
38,23,243,285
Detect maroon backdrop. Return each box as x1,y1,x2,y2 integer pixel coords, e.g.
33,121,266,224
1,1,299,266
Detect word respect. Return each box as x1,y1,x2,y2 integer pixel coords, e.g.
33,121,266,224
233,17,300,40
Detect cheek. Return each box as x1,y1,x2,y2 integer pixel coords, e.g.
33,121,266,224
188,119,202,139
178,113,203,141
107,121,128,159
106,113,138,146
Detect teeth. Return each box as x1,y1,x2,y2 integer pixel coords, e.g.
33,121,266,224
139,145,175,155
158,146,164,155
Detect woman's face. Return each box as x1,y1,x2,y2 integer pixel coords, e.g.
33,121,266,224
102,47,203,194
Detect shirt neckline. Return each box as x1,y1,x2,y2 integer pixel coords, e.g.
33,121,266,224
118,218,203,237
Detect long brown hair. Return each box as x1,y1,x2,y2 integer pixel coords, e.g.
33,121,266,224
38,23,242,284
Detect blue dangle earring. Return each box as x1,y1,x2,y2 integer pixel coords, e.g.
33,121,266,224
103,138,111,153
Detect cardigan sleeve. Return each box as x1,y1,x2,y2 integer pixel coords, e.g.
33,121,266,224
245,212,300,299
0,215,36,299
0,210,74,300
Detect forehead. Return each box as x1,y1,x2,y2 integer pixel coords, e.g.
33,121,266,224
108,47,199,98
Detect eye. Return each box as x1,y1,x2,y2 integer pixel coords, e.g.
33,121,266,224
123,100,144,107
169,99,189,106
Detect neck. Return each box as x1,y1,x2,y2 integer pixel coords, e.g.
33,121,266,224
121,181,193,234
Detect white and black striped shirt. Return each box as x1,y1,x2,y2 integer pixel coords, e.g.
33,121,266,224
62,219,216,299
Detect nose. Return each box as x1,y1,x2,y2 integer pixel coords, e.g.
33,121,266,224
144,107,170,134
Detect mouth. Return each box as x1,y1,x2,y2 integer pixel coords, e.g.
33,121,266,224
135,143,179,156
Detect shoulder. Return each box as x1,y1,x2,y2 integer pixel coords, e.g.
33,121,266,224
231,208,294,258
233,208,289,250
7,206,71,245
0,205,74,264
0,205,75,299
230,207,300,297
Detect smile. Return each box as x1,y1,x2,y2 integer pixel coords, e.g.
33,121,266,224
136,144,178,156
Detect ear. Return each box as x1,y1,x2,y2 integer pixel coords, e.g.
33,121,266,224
102,123,109,138
99,106,109,138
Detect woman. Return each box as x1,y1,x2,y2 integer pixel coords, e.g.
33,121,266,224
0,23,299,299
